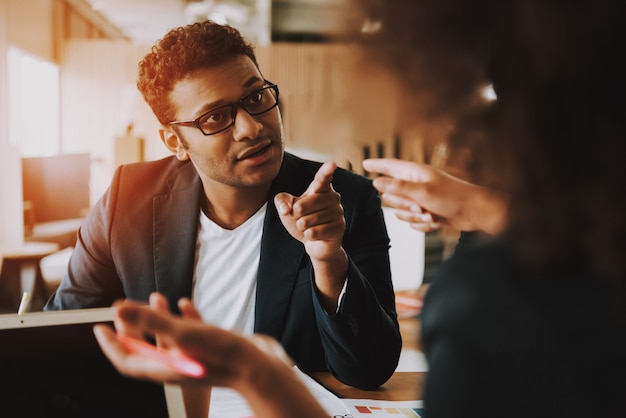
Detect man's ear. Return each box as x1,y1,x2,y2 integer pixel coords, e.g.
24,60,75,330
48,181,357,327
159,128,189,161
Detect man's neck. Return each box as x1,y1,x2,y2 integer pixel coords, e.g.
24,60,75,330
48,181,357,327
201,184,270,230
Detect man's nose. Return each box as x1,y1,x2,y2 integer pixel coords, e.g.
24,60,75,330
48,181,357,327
231,106,263,141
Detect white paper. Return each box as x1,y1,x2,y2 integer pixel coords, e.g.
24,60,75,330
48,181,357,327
208,367,351,418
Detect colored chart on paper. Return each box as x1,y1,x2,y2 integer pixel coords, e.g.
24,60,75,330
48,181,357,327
342,399,424,417
354,405,424,417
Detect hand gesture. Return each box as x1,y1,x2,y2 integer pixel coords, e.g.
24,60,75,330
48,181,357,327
93,294,292,388
273,162,346,261
363,158,507,234
92,293,328,418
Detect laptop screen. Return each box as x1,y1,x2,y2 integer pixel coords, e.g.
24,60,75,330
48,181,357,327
0,308,180,418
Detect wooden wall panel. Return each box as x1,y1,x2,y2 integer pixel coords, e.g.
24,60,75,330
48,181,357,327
255,43,400,173
6,0,55,62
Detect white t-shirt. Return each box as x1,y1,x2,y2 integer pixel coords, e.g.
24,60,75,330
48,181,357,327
192,203,267,336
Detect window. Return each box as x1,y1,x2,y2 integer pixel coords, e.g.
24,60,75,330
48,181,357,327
7,46,60,157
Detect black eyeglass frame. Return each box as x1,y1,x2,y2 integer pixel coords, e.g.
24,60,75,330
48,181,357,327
168,80,280,136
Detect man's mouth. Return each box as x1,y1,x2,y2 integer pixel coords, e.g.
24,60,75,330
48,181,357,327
238,141,272,160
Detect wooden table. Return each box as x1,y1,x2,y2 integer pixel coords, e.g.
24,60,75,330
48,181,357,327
0,241,59,313
310,313,425,402
310,372,425,401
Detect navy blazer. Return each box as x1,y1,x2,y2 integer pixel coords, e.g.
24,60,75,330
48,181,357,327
46,152,401,389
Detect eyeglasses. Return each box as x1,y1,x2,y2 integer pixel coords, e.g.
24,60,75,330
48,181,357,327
168,81,280,136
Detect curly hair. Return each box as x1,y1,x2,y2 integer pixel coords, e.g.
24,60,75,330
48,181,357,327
359,0,626,294
137,20,258,126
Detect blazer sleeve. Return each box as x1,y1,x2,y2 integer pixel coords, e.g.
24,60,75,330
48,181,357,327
311,173,402,390
45,157,199,312
45,166,128,310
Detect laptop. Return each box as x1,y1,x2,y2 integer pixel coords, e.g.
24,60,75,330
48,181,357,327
0,308,185,418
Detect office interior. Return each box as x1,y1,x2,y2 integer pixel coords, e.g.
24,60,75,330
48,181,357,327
0,0,459,372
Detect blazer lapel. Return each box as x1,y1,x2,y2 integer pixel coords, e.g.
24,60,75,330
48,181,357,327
255,200,305,336
153,161,202,309
254,153,308,336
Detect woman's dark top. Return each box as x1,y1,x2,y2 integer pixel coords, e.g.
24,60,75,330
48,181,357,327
421,235,626,417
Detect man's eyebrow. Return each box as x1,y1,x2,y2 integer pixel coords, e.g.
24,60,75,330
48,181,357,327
192,77,265,117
